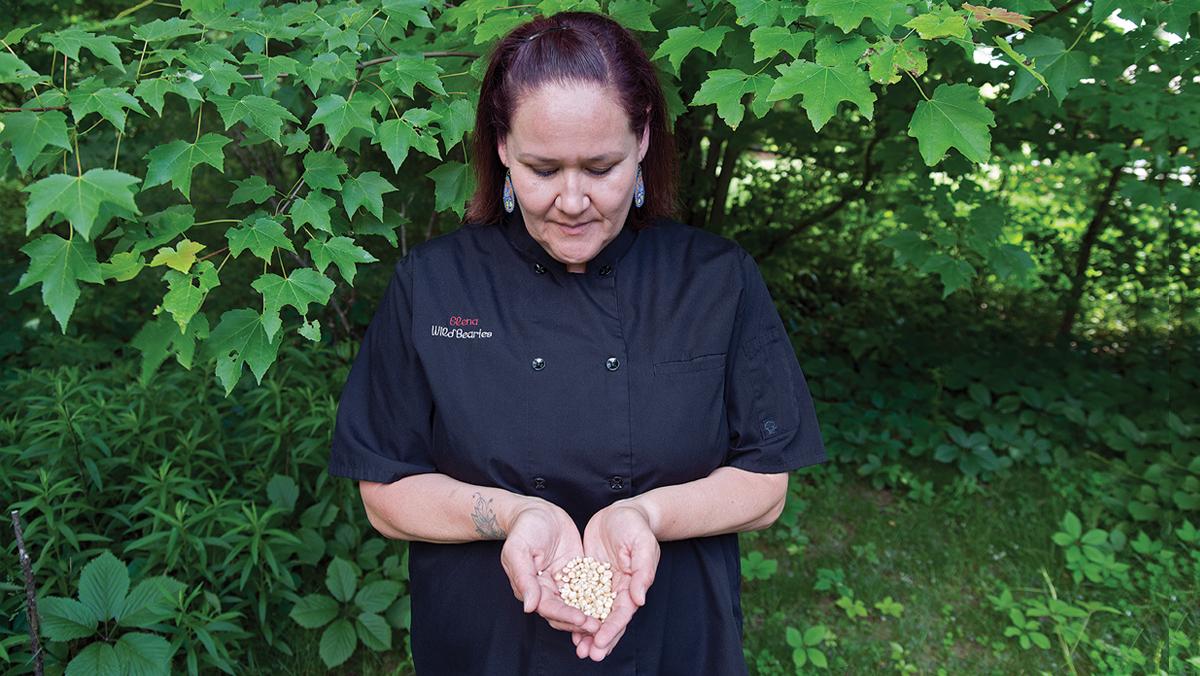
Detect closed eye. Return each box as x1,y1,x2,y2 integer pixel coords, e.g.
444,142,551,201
531,166,615,177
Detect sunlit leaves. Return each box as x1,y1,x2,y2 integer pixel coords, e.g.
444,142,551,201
807,0,900,33
161,260,220,330
142,133,231,199
1008,35,1092,104
767,58,876,131
23,169,142,240
653,26,732,75
963,3,1032,30
904,4,969,40
12,234,103,332
750,27,813,62
907,83,995,165
866,36,928,84
149,239,205,273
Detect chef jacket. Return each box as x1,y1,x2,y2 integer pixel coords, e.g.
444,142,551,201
328,206,827,675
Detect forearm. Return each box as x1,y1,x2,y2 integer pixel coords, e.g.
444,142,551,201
623,466,789,541
359,473,540,544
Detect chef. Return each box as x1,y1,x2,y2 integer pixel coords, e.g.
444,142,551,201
328,11,827,674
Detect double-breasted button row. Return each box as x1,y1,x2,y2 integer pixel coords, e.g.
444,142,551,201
533,263,547,274
598,264,613,277
608,475,624,491
532,476,546,490
528,357,623,371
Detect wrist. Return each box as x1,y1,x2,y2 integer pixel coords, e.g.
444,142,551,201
497,493,552,535
614,495,659,538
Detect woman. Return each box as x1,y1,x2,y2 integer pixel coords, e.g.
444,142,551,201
328,11,827,674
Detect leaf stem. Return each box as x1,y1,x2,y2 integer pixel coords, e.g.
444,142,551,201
134,40,149,79
194,218,243,226
113,131,122,169
905,69,930,101
195,103,203,144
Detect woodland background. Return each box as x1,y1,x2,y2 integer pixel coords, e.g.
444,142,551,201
1,0,1196,673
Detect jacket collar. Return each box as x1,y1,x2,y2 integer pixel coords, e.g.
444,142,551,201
501,207,638,278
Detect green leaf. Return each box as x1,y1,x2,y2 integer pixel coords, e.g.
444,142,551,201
302,151,349,191
652,26,732,75
11,234,103,332
356,612,392,651
382,0,436,30
65,642,120,676
68,78,145,130
692,69,775,130
132,17,203,42
730,0,783,27
319,619,357,668
209,94,300,144
300,52,357,97
134,76,203,117
376,115,441,172
23,168,141,240
866,36,928,84
380,54,446,98
808,647,828,668
609,0,658,31
0,110,71,173
101,251,146,281
205,308,283,394
354,581,401,613
149,239,205,273
807,0,899,32
299,318,322,341
2,24,40,45
0,52,46,87
427,162,474,217
42,28,128,67
229,175,275,206
767,59,876,131
907,83,995,165
290,190,336,233
290,594,339,629
342,171,397,220
904,4,969,39
919,253,975,297
79,551,129,622
252,269,335,341
39,597,98,641
131,314,209,382
117,576,185,628
227,216,295,262
326,557,357,603
750,27,813,62
113,632,171,675
161,260,219,331
143,133,230,199
1062,511,1082,539
1008,35,1091,104
306,235,378,285
990,36,1049,93
803,625,826,645
267,474,299,512
432,97,476,154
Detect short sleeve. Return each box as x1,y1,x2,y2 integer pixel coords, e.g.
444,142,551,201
328,255,437,484
723,249,828,473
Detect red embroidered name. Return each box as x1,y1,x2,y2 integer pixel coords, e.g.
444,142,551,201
449,315,479,327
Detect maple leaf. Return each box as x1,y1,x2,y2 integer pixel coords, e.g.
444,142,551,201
807,0,901,33
426,162,474,218
767,59,876,131
149,239,205,273
963,3,1032,30
209,94,300,144
307,94,377,148
252,269,335,341
691,69,775,130
342,172,397,220
289,191,336,234
23,169,142,240
161,260,220,330
226,217,295,262
11,233,103,332
205,308,283,395
907,83,995,165
305,235,378,286
381,55,446,98
904,4,970,40
750,27,813,62
0,110,71,173
652,26,732,75
142,133,231,199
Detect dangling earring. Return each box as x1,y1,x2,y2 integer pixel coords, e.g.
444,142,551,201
502,169,515,213
633,163,645,208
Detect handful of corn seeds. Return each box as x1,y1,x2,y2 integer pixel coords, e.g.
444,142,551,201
552,556,615,620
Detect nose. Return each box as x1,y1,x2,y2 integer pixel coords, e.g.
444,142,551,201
555,170,590,216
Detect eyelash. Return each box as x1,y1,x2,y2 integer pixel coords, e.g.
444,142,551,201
532,166,614,178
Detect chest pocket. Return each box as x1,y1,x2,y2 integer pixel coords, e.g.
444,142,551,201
653,352,726,375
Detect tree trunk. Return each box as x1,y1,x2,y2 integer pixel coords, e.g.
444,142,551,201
1055,164,1123,342
706,135,742,232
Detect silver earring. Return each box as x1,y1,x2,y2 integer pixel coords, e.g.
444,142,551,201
502,169,515,213
633,163,645,208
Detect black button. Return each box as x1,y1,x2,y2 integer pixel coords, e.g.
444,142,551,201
605,357,620,371
533,263,546,275
598,264,613,277
533,477,546,490
531,357,545,370
608,475,624,491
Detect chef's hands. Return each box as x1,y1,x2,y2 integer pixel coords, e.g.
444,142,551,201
572,500,661,661
500,499,602,636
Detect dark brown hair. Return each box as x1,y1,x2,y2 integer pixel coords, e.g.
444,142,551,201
465,11,678,228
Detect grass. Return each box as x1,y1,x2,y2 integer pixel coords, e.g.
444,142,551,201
740,463,1071,674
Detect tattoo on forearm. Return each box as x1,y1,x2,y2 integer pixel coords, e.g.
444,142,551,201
471,492,506,539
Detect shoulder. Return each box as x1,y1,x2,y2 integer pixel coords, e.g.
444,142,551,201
406,222,502,264
637,216,756,276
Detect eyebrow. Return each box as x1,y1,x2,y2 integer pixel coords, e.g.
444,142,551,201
516,152,623,163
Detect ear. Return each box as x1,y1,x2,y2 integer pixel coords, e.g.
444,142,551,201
497,134,509,168
637,108,651,162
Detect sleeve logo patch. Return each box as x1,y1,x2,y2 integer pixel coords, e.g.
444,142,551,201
432,315,493,339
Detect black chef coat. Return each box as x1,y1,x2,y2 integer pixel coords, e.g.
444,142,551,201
328,206,827,675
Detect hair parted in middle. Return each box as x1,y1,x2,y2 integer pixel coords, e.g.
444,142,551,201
464,11,679,229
